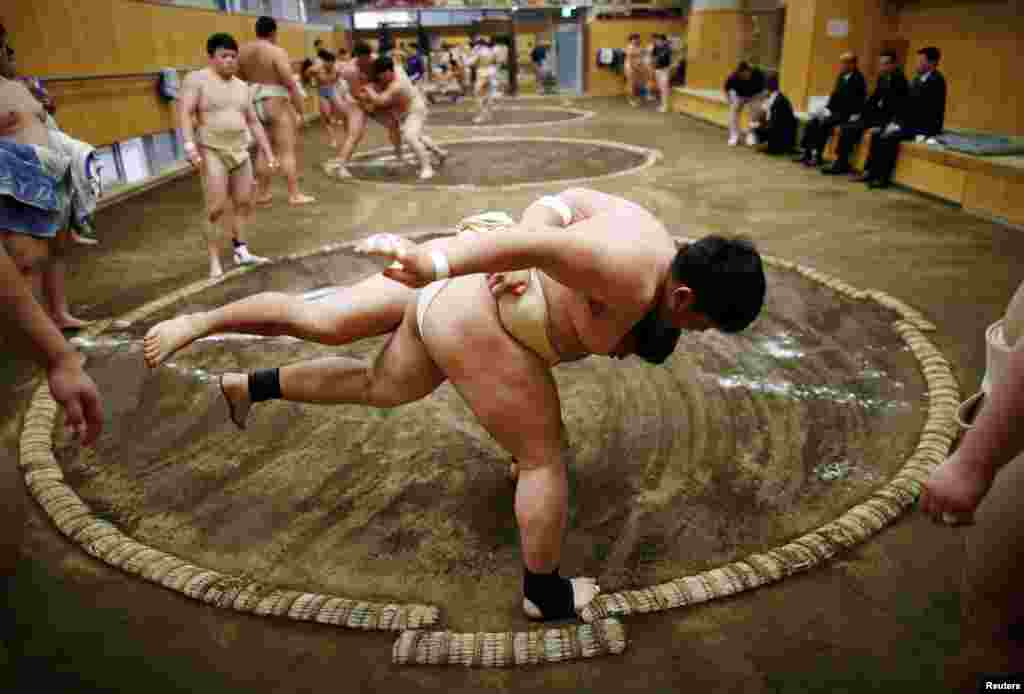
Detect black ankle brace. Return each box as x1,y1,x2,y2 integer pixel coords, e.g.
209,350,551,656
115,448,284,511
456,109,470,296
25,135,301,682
248,368,282,403
523,567,575,620
232,238,245,248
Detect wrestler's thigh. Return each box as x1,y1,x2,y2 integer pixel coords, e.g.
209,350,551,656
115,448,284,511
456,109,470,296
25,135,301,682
330,96,349,122
229,159,255,204
0,230,51,276
201,153,230,210
307,272,416,344
367,299,445,404
347,105,369,136
265,99,297,148
402,113,425,140
424,279,563,464
334,99,356,126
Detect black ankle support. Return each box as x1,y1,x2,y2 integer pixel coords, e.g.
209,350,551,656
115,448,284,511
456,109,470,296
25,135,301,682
523,567,575,620
232,238,244,248
248,368,282,403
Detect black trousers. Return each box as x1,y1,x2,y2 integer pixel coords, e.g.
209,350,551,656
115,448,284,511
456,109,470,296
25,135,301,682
800,114,844,155
834,121,875,166
865,128,919,183
755,124,797,155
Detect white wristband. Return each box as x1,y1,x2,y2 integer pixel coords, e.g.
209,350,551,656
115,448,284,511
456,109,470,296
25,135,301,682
536,195,573,227
430,250,450,280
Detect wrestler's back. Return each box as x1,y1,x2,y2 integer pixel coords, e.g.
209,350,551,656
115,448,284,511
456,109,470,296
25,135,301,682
238,41,288,86
0,80,50,147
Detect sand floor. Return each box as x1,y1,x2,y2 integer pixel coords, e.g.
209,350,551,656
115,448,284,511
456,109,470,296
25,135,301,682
1,96,1022,692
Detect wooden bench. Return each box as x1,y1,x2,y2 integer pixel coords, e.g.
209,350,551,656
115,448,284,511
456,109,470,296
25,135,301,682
822,130,1024,226
672,86,1024,228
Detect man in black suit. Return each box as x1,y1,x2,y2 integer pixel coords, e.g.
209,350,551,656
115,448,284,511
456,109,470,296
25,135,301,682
794,52,867,167
822,51,909,175
750,72,798,155
857,46,947,189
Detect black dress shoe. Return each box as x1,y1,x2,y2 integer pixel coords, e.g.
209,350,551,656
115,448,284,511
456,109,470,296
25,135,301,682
821,162,850,175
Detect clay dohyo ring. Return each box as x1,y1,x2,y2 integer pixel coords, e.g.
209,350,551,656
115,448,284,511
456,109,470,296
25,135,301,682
17,232,958,667
425,106,596,130
334,136,661,192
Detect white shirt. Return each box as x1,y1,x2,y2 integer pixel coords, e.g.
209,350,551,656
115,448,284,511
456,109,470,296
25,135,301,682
763,91,779,121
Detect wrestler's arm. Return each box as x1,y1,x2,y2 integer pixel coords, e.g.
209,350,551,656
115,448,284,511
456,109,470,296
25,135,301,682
443,216,654,306
363,80,402,107
273,48,306,115
921,348,1024,518
518,187,633,228
0,244,103,446
242,96,275,166
178,73,202,167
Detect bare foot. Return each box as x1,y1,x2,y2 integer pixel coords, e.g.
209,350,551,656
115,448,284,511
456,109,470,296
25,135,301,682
289,193,316,205
52,314,92,330
919,449,995,525
254,194,273,207
522,577,601,620
219,372,252,430
143,313,211,369
70,231,100,246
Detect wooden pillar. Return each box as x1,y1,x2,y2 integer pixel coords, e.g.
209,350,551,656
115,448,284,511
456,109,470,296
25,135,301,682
779,0,885,112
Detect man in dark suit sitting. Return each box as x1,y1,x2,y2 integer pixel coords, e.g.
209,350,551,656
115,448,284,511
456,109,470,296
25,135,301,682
750,72,798,155
857,46,947,189
794,52,867,167
822,51,909,175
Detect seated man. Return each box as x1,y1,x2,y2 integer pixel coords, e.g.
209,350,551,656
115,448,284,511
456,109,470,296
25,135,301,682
857,46,946,189
822,51,909,175
749,72,798,155
794,52,867,167
723,61,766,147
142,188,766,621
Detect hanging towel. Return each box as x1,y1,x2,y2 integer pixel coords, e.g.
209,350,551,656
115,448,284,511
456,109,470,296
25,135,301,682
157,68,180,102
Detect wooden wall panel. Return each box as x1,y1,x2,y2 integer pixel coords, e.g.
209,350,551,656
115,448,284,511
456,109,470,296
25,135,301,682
685,9,744,90
892,1,1024,135
779,0,885,112
3,0,317,146
778,0,816,109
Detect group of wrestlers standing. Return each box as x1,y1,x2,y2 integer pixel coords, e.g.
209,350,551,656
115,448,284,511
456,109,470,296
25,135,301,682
182,16,509,279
